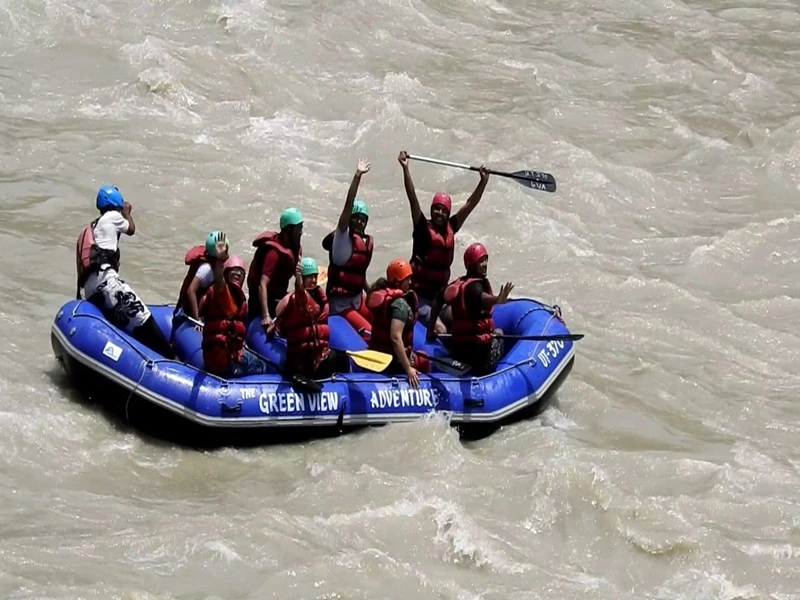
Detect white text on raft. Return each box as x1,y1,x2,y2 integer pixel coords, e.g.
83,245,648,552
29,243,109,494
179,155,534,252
257,391,339,415
536,339,565,368
368,388,438,410
252,389,440,415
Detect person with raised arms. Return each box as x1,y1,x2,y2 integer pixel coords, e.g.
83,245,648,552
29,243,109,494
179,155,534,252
366,259,431,388
246,207,304,332
397,150,490,334
426,243,514,375
199,232,269,378
321,158,374,341
274,257,351,379
76,185,174,359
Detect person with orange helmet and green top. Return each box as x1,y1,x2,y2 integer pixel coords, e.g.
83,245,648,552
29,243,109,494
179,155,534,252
427,242,514,375
367,258,431,387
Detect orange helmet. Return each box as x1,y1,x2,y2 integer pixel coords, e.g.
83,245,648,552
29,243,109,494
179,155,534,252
386,259,413,284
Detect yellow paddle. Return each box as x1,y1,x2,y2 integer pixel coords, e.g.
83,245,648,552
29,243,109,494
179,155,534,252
342,349,393,372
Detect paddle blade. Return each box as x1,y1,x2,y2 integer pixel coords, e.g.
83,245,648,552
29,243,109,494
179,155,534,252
500,333,584,342
510,170,557,193
346,349,393,372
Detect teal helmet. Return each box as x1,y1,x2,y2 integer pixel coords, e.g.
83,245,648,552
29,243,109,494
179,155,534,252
205,230,226,257
352,199,369,219
279,207,304,230
300,257,319,277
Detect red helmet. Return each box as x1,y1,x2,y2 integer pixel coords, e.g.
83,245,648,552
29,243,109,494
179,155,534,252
386,258,413,284
223,255,247,273
431,191,452,213
464,243,488,270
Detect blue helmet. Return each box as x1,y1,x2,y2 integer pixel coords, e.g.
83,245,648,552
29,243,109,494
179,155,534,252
96,186,124,211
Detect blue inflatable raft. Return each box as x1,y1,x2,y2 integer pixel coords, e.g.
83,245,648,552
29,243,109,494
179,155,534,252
50,298,576,444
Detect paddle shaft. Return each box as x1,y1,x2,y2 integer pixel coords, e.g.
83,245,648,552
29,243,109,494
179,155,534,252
437,333,583,342
407,153,553,185
426,354,471,375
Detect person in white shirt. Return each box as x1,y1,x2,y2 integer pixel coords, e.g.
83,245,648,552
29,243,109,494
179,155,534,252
77,185,174,359
173,232,221,325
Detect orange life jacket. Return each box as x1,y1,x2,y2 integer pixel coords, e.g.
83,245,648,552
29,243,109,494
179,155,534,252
367,288,418,356
322,230,373,297
175,245,210,313
246,231,301,314
278,286,330,375
411,220,454,300
444,276,495,345
200,283,248,375
75,218,120,299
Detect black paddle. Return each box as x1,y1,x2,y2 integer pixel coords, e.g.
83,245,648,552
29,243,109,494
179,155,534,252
438,333,584,342
408,154,557,193
426,354,471,376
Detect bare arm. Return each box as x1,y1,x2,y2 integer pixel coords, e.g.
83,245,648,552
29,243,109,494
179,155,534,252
185,277,203,320
292,261,308,310
480,282,514,310
211,235,229,293
452,166,490,231
398,151,423,225
390,318,413,372
337,158,371,232
259,275,271,321
121,202,136,236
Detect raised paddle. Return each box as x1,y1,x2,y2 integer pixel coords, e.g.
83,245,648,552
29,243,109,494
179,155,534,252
407,154,557,193
437,333,584,342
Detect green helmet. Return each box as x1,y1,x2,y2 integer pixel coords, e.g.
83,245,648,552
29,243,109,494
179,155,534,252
352,199,369,218
300,257,318,277
205,230,225,257
279,207,304,230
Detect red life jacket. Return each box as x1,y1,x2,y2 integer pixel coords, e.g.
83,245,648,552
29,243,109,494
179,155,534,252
278,286,330,374
367,288,418,356
200,283,248,368
246,231,301,310
175,245,210,313
411,220,455,300
322,230,373,297
75,218,120,299
444,276,495,345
